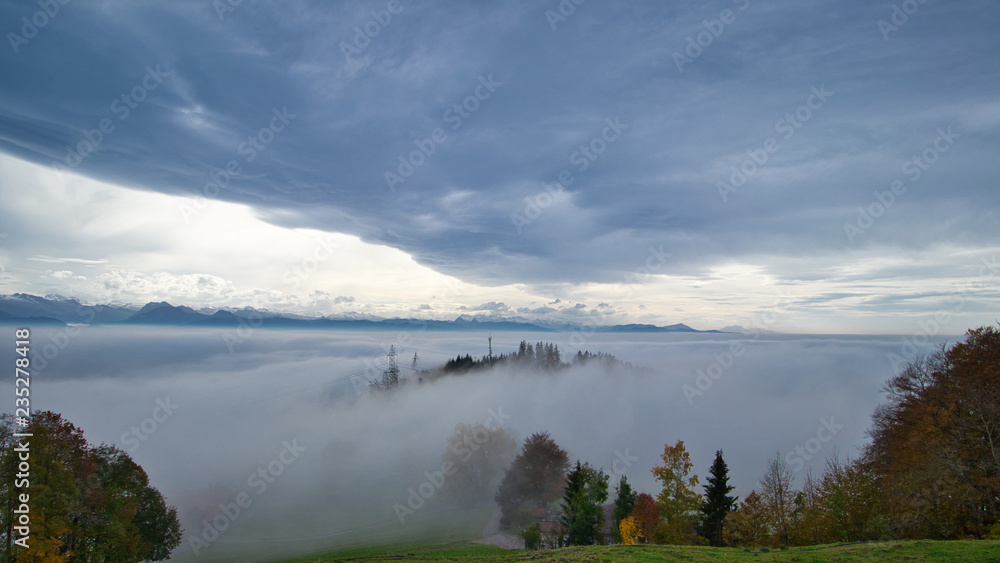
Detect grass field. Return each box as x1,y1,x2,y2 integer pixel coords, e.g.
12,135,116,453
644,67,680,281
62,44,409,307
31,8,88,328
277,539,1000,562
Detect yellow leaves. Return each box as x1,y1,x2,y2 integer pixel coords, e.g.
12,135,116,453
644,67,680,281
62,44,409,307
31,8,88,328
619,515,639,545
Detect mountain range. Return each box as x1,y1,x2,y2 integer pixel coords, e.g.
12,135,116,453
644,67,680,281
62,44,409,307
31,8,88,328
0,293,727,333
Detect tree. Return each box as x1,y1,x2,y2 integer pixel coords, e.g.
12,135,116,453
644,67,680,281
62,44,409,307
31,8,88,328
817,457,887,542
495,432,570,527
520,523,542,550
0,412,182,561
698,450,737,546
760,451,796,547
619,515,639,545
790,468,829,546
610,475,636,543
867,326,1000,538
559,461,609,545
441,423,516,505
650,440,702,544
631,493,659,544
723,490,768,547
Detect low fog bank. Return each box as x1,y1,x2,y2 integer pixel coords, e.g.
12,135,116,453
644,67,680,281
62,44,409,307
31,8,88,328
0,326,954,560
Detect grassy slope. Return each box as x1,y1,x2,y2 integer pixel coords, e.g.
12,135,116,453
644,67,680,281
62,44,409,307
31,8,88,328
278,539,1000,562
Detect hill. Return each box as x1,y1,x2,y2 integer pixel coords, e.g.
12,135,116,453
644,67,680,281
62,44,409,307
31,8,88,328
277,539,1000,562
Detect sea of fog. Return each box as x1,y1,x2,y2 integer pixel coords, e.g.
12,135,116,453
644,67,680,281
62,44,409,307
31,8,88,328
0,326,955,560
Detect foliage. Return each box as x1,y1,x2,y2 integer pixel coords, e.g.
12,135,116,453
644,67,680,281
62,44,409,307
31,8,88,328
440,341,635,375
441,423,517,505
559,461,609,545
495,432,570,528
631,493,659,544
650,440,701,544
618,515,639,545
610,475,636,543
816,457,887,542
442,341,563,373
520,524,542,550
0,411,182,562
866,326,1000,539
723,490,769,547
698,450,737,547
760,451,795,547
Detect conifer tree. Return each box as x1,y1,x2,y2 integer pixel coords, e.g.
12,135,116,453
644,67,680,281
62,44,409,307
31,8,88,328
698,450,737,546
611,474,637,542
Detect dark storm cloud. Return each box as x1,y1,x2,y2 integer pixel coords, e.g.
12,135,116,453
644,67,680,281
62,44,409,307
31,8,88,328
1,0,998,288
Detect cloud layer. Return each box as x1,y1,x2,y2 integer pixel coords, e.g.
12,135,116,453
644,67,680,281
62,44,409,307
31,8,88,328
0,326,946,559
1,0,998,332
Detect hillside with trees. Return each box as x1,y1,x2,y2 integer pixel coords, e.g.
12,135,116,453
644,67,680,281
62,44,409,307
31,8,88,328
473,326,1000,549
439,340,640,376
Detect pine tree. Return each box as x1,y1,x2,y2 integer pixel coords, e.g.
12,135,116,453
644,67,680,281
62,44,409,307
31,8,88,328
611,475,637,542
559,461,609,545
698,450,737,546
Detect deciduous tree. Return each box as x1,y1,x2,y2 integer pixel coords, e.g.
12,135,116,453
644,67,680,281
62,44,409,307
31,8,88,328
650,440,701,544
760,451,796,547
495,432,570,527
441,423,516,505
0,412,182,562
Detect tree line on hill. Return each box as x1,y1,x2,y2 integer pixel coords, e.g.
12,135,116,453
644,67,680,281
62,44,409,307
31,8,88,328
441,340,635,374
433,326,1000,548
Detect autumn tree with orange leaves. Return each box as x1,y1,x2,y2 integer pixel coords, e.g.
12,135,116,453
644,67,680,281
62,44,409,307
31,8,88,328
866,326,1000,539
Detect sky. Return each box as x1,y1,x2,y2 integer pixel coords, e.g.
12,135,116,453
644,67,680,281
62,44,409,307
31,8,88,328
1,0,999,333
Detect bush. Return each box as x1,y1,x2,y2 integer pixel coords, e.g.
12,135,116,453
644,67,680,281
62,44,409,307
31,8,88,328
521,524,542,550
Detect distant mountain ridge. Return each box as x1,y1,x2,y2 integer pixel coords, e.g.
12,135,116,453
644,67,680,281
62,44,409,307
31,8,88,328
0,293,727,333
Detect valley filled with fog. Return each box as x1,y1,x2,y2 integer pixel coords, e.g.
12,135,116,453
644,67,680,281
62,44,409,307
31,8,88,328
0,326,952,561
